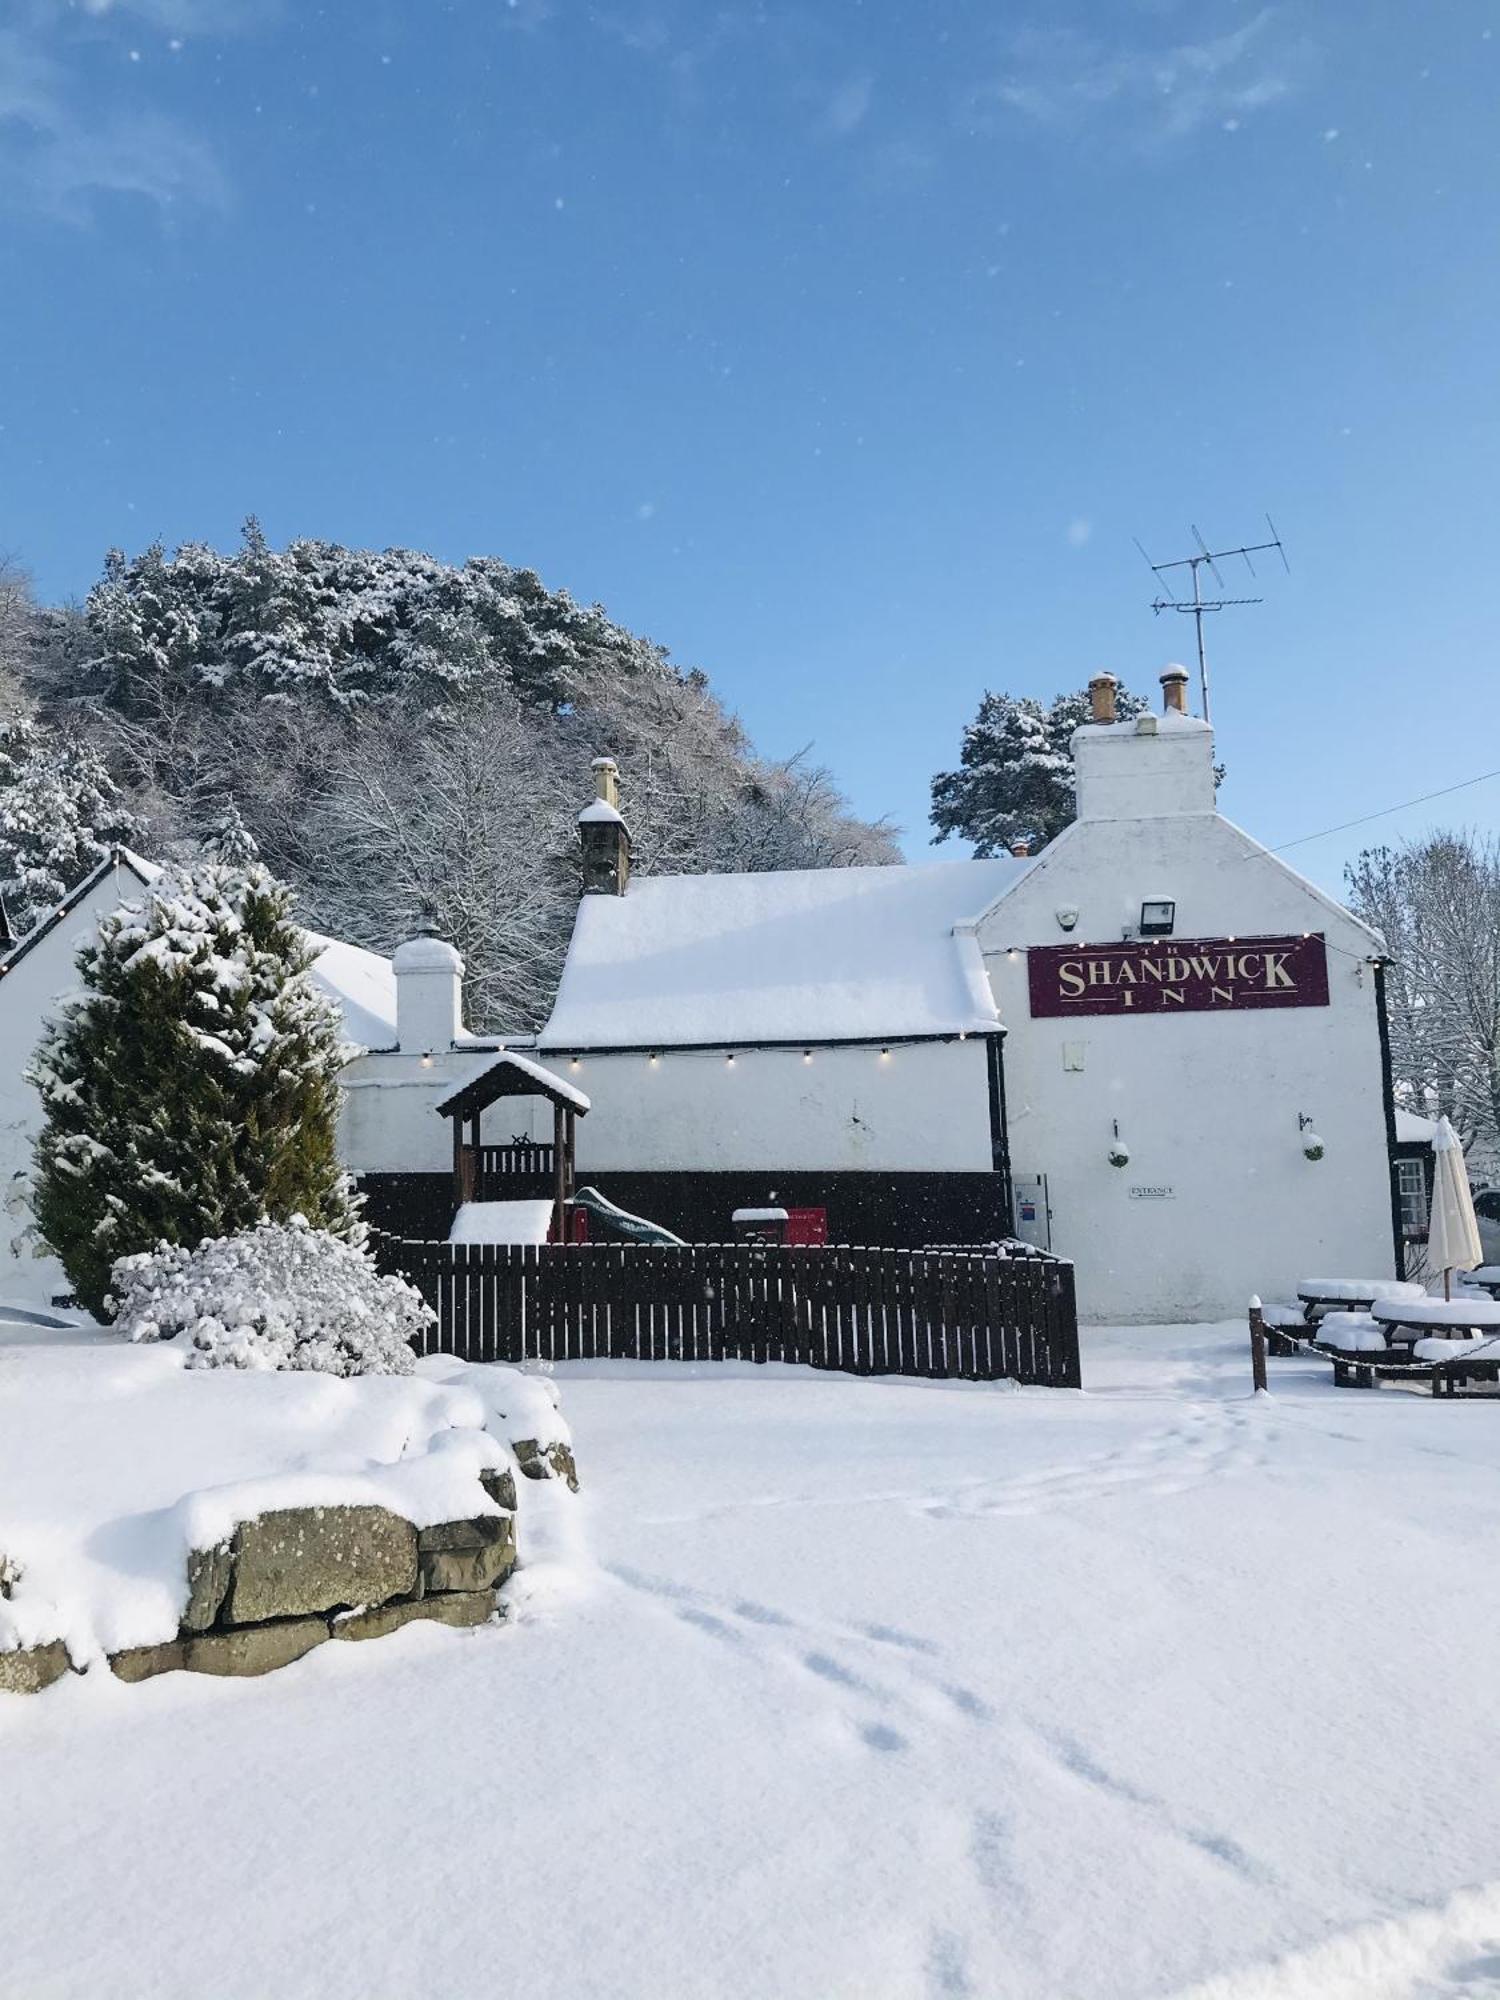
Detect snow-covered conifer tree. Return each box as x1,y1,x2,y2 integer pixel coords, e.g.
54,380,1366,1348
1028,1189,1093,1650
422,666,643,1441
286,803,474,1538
29,849,359,1315
929,684,1147,855
207,797,260,869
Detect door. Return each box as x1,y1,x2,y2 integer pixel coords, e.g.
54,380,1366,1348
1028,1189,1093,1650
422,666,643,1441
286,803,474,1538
1011,1172,1051,1251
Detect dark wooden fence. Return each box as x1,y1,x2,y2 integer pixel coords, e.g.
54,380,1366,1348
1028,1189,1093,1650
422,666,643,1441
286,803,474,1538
371,1236,1080,1387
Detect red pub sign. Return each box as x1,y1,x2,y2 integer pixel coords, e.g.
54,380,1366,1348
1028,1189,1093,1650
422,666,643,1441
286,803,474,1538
1027,933,1330,1018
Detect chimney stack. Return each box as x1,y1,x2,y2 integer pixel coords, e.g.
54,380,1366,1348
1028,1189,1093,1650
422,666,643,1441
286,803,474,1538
392,929,465,1054
1088,673,1118,725
1010,836,1031,858
579,755,631,896
1160,665,1190,716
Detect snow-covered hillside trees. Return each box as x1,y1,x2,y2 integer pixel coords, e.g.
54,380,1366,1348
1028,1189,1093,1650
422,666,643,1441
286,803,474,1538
0,561,135,939
6,525,896,1026
0,714,137,941
29,845,359,1315
929,684,1148,855
1347,834,1500,1158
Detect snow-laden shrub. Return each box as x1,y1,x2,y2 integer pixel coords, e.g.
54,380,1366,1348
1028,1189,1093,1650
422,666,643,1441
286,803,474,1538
109,1218,430,1375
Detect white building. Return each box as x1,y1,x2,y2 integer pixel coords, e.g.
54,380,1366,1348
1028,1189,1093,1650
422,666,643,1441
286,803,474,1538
4,670,1406,1325
336,671,1404,1321
978,680,1398,1320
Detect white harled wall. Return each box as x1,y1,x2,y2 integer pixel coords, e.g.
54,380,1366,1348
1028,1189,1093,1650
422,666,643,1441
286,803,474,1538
542,1038,994,1176
979,719,1395,1322
0,869,137,1296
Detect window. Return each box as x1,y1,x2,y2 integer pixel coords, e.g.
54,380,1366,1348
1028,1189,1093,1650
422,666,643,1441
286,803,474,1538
1396,1158,1428,1238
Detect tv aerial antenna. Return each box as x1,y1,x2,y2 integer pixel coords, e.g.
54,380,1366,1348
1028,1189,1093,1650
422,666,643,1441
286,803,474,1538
1134,517,1289,723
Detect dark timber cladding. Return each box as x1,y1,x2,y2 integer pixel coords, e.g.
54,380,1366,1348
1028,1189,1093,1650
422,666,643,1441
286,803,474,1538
356,1168,1014,1251
370,1235,1081,1387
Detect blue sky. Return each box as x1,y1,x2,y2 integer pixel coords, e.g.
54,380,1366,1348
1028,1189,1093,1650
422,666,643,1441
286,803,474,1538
2,0,1498,895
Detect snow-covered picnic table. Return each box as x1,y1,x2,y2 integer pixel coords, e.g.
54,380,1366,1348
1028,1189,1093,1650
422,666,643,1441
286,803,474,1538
1372,1296,1500,1338
1295,1278,1426,1320
1315,1311,1388,1354
1411,1334,1500,1398
1465,1266,1500,1299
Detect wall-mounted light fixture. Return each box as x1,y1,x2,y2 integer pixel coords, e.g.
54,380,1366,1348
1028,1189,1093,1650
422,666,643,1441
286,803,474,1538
1139,899,1176,938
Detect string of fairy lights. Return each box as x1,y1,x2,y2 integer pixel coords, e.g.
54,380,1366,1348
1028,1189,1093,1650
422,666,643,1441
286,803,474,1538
562,1041,919,1071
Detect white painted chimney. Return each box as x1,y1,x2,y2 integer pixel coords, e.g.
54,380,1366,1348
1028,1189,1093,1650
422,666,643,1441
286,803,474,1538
1071,680,1216,822
393,932,465,1054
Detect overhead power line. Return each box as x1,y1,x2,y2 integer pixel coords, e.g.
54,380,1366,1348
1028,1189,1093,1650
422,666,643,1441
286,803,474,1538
1262,767,1500,855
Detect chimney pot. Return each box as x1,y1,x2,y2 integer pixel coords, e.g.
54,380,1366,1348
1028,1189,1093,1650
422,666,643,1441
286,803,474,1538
1088,673,1118,725
1010,836,1031,858
591,756,620,809
1160,665,1190,716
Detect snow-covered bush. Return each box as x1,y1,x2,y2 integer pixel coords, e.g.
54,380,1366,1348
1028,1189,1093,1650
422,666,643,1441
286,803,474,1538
109,1219,430,1375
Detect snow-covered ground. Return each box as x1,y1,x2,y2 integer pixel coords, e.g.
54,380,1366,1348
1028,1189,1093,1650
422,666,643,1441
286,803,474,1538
7,1323,1500,1999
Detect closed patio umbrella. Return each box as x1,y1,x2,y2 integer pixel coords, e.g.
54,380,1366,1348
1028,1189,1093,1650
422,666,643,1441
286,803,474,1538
1429,1116,1483,1300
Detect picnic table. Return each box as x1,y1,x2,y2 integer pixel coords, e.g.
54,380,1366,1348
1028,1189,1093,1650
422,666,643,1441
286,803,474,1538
1295,1278,1426,1322
1371,1296,1500,1343
1414,1335,1500,1398
1465,1267,1500,1300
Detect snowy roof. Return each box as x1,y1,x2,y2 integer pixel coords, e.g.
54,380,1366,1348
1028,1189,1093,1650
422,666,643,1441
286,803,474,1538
539,859,1032,1049
302,934,398,1050
1394,1108,1439,1146
435,1049,590,1118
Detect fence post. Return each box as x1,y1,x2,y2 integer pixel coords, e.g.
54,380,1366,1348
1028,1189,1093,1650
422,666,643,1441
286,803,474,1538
1248,1295,1269,1395
1050,1261,1081,1388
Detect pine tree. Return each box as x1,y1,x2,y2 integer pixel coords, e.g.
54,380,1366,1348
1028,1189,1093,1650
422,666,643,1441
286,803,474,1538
929,684,1148,855
29,850,360,1316
0,713,137,938
207,797,260,869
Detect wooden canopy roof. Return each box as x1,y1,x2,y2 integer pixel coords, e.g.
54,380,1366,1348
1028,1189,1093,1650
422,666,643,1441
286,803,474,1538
433,1051,590,1124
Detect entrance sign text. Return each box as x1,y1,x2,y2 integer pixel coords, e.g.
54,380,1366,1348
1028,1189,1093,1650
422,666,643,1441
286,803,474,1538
1027,934,1330,1018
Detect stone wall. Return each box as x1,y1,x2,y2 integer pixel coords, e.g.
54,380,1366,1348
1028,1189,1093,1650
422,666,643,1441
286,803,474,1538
1,1445,575,1695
